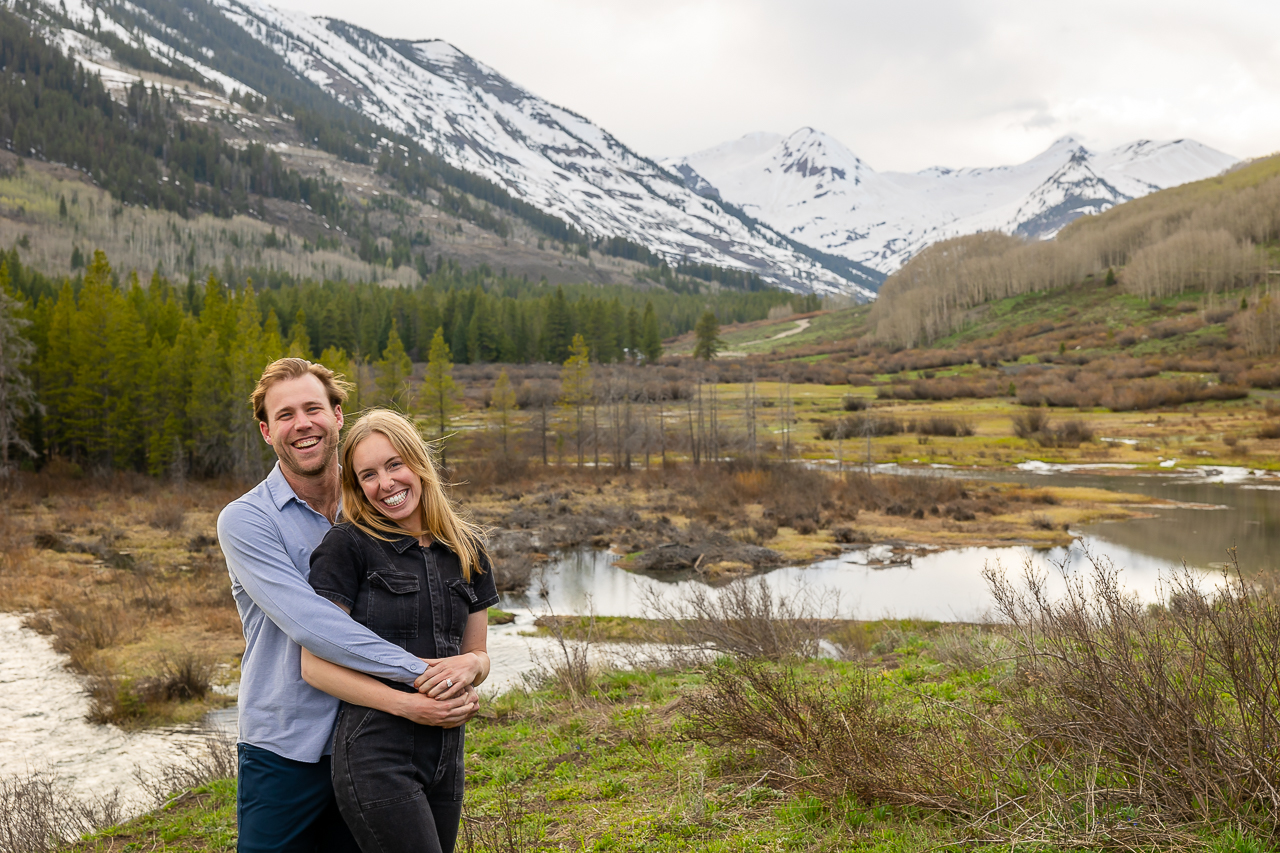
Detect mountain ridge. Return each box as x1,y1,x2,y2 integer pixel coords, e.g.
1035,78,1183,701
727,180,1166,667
667,130,1239,274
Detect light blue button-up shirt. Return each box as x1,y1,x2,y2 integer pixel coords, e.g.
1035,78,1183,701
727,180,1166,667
217,462,426,763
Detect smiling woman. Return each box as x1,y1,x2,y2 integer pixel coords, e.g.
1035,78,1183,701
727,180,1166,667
299,408,497,853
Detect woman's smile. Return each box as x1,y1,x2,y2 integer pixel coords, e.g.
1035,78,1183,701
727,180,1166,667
352,432,423,528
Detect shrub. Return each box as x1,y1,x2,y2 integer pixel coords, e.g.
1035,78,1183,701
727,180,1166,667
147,503,186,532
681,659,982,810
841,395,869,411
818,414,903,440
985,551,1280,827
1011,409,1050,439
914,416,974,437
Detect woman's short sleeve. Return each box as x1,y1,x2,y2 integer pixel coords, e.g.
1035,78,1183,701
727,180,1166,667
309,526,364,609
469,551,500,613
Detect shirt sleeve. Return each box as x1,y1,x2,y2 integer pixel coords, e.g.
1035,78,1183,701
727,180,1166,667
470,550,500,613
217,501,425,683
308,526,363,609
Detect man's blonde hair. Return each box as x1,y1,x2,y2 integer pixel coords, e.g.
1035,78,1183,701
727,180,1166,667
251,358,352,424
340,409,488,580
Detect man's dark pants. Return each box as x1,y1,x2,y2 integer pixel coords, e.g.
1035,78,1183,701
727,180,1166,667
237,743,361,853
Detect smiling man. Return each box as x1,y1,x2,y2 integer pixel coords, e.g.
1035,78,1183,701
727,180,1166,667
217,358,479,853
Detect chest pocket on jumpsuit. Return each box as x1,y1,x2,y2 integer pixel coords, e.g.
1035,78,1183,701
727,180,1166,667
366,570,420,639
445,578,476,649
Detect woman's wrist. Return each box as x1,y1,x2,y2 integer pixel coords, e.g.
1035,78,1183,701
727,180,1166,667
469,651,490,685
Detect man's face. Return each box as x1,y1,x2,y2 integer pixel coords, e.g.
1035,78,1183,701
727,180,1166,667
259,374,344,479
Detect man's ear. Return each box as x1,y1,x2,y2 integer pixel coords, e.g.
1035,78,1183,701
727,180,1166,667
259,419,273,445
334,404,344,431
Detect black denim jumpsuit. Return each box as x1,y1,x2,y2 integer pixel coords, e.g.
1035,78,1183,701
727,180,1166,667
308,524,498,853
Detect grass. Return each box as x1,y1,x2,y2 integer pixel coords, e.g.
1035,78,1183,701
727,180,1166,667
46,621,1280,852
59,778,237,852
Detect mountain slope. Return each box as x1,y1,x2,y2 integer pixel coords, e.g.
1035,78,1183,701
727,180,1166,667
12,0,880,296
206,1,881,296
668,130,1239,274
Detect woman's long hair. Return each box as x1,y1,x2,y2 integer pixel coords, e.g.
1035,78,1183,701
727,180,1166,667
340,409,488,580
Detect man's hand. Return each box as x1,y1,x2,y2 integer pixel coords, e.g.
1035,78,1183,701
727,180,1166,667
394,684,479,728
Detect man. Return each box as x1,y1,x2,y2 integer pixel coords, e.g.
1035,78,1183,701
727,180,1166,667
217,358,478,853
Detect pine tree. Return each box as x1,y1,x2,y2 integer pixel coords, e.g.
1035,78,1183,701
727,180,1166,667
376,320,414,410
41,281,76,457
559,334,593,467
640,300,662,363
319,346,357,413
625,306,641,361
229,285,268,481
0,273,37,472
491,368,517,458
543,286,573,362
287,308,312,359
65,251,118,465
420,327,459,466
693,310,722,360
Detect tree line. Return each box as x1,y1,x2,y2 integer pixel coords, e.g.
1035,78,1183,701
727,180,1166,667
0,248,800,476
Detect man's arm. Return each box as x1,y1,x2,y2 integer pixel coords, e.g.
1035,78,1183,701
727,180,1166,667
300,647,478,727
217,501,425,683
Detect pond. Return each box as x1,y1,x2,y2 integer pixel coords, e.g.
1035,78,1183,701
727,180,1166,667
499,464,1280,622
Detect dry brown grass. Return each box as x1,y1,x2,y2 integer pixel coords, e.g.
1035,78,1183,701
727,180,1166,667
0,473,242,725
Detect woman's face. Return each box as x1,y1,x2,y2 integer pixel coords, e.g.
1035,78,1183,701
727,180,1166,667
351,432,422,530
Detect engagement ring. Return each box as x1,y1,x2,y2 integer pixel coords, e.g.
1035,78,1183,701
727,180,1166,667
445,678,453,688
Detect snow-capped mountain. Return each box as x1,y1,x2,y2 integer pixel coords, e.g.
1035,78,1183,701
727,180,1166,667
20,0,881,296
667,130,1239,274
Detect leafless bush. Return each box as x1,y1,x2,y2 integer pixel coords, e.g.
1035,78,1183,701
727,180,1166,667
532,600,597,701
0,769,123,853
25,597,136,671
929,627,1014,676
134,731,238,808
460,783,535,853
86,650,215,724
913,416,975,437
642,577,833,661
1011,409,1051,439
841,395,869,411
147,503,186,532
680,659,985,811
818,414,903,440
984,549,1280,829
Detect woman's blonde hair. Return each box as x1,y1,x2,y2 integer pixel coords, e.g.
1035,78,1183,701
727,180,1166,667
340,409,488,580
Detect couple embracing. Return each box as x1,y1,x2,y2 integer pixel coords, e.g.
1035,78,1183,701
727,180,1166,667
217,358,498,853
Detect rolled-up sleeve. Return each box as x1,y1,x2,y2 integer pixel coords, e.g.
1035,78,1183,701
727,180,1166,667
218,501,425,682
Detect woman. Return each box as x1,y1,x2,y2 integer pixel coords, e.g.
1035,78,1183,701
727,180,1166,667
300,409,498,853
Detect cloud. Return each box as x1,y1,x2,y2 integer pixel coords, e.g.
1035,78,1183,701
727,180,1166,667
271,0,1280,170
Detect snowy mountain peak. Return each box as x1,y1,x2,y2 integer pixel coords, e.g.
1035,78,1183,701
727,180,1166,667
29,0,881,296
673,130,1238,273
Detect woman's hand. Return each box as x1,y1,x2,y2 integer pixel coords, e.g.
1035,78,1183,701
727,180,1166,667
415,610,491,699
395,685,479,728
414,652,486,700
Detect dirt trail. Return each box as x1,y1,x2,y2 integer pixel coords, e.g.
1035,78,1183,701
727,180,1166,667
718,317,812,358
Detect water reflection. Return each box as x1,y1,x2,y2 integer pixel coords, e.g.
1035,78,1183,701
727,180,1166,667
499,534,1206,623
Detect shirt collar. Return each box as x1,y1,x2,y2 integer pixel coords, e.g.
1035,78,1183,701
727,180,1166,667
265,462,298,511
265,462,343,516
390,534,419,553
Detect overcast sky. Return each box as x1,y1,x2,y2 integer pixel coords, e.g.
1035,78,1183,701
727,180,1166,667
272,0,1280,173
